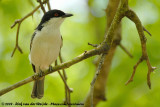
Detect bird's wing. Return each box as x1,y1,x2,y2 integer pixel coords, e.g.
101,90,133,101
32,64,36,73
30,32,36,73
30,32,36,51
60,35,63,49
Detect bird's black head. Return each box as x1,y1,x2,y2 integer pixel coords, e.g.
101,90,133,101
40,9,73,25
36,9,73,30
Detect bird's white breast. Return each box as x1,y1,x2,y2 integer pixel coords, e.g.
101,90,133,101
29,20,62,71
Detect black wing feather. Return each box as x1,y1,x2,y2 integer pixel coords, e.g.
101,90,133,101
30,32,36,73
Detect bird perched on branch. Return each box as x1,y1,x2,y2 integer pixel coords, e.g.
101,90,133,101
29,9,73,99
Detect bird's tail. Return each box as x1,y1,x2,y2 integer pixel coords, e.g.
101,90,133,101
31,67,45,99
31,77,45,99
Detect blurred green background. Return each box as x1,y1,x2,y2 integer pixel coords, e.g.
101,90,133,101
0,0,160,107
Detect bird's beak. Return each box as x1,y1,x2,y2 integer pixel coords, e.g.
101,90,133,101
62,13,73,18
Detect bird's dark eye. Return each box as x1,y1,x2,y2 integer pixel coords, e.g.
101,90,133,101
54,13,59,17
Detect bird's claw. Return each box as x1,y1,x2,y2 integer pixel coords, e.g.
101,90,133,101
39,68,44,77
49,65,53,72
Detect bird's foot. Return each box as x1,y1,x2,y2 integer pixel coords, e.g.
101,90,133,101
39,68,44,77
49,65,53,72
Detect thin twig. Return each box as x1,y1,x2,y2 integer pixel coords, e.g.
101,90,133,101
64,84,68,105
119,43,133,58
57,71,73,92
11,23,23,57
90,54,106,107
55,60,72,92
143,27,152,36
146,58,156,88
59,52,68,80
47,0,51,11
68,90,71,106
11,1,47,28
59,52,69,105
37,0,46,14
125,56,144,85
55,60,72,107
59,52,72,106
88,42,99,47
11,1,47,57
125,9,156,88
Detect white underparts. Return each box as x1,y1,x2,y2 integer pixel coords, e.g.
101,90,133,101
29,18,64,71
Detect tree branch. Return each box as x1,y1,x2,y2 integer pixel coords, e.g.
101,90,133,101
47,0,51,11
0,42,109,96
56,53,73,106
37,0,46,14
55,60,73,93
84,0,121,106
88,43,99,47
11,1,47,57
58,52,71,105
125,56,143,85
11,22,23,57
84,0,155,106
143,27,152,36
125,9,156,88
59,52,68,80
90,54,106,107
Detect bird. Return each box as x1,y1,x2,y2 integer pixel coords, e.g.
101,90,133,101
29,9,73,99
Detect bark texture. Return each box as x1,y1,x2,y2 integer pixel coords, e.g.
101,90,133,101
84,0,121,106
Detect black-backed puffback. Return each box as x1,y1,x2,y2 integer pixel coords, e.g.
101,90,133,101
29,9,73,99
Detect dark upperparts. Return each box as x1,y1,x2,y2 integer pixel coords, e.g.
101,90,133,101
36,9,65,31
